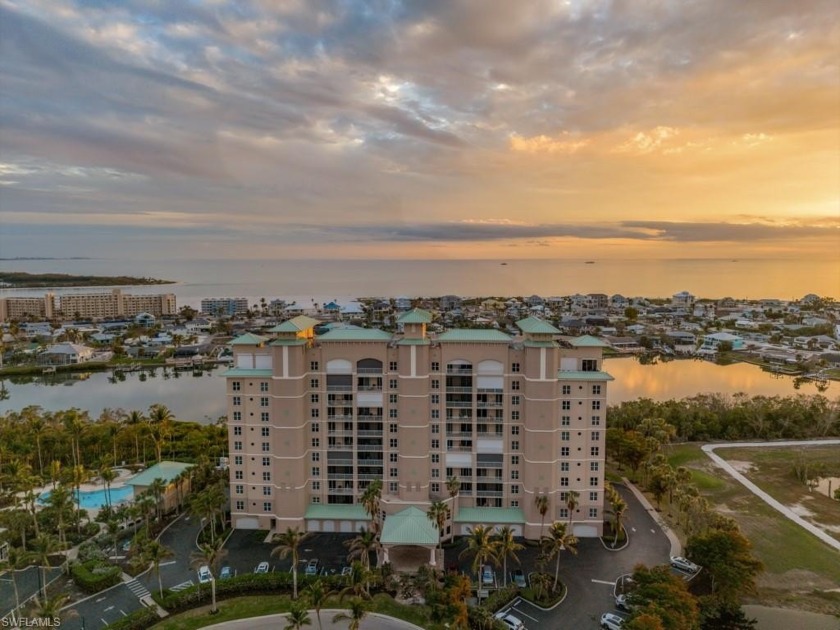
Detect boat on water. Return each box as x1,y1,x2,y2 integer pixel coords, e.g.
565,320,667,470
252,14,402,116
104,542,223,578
500,262,508,266
584,261,596,264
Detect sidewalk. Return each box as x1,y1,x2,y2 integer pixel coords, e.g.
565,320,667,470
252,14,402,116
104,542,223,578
621,477,681,557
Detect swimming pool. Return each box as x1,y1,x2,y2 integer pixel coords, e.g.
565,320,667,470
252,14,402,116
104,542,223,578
39,485,135,509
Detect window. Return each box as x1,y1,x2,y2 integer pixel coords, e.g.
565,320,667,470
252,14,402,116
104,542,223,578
390,453,398,463
431,482,440,493
234,470,243,480
581,359,598,372
561,431,570,441
591,416,600,426
511,426,519,435
592,431,601,441
431,439,440,449
431,468,440,478
511,440,520,450
232,381,241,391
431,453,440,463
511,411,519,421
311,394,319,404
232,396,241,406
592,385,601,395
592,401,601,410
389,482,398,493
432,423,440,434
511,380,520,391
590,447,600,457
431,362,440,371
311,422,320,433
560,462,569,472
261,442,270,452
311,496,321,504
260,397,269,407
311,452,320,462
390,423,398,434
235,500,245,511
263,502,272,512
589,491,598,501
233,426,242,436
234,441,242,451
310,361,319,371
559,508,569,519
312,481,320,490
431,409,440,419
235,484,243,494
511,455,520,466
511,395,520,406
562,401,571,410
234,456,243,465
389,379,398,389
389,409,398,418
261,427,270,437
232,412,241,422
311,438,319,448
561,385,571,395
262,471,271,482
561,415,570,426
311,408,320,418
589,508,598,518
511,484,519,495
262,456,271,466
390,468,398,477
431,379,439,389
511,362,520,373
390,438,399,448
511,500,519,507
431,394,439,404
511,470,519,480
561,447,570,457
389,394,398,404
561,477,569,487
590,461,599,471
590,476,599,486
312,467,320,476
260,382,269,392
310,378,319,388
261,412,270,422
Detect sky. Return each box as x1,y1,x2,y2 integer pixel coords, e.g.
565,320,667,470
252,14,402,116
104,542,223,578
0,0,838,261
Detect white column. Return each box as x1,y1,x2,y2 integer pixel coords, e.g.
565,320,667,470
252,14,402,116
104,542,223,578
429,547,436,566
383,547,390,564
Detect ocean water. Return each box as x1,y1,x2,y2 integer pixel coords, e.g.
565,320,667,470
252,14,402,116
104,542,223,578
1,257,837,308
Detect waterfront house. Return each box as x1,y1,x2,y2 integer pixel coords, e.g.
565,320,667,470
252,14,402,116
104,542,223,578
38,342,96,366
699,332,745,353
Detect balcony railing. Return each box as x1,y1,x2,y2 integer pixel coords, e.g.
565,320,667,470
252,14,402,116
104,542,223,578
357,415,383,422
445,401,473,408
445,386,473,393
327,414,353,421
446,366,473,374
356,444,384,452
357,385,382,392
446,431,474,438
476,387,503,393
327,385,353,392
477,401,503,408
446,445,473,452
476,490,504,498
357,368,383,375
327,487,355,495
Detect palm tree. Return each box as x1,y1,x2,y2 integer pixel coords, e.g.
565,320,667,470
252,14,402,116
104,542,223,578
541,521,578,592
344,527,377,571
446,475,461,517
71,464,88,533
339,561,373,600
495,526,524,587
272,527,310,600
100,464,117,510
190,539,228,613
0,546,23,622
284,602,312,630
306,580,334,630
611,496,628,548
458,525,499,604
148,477,167,521
30,533,59,600
426,500,449,553
126,410,145,464
145,540,173,597
147,404,173,463
332,598,368,630
566,490,580,527
32,593,73,621
534,494,549,541
26,413,46,477
360,479,382,534
48,460,62,490
45,484,73,550
62,409,85,470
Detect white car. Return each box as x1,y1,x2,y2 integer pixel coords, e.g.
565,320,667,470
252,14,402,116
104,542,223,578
615,593,632,612
494,612,525,630
601,612,624,630
197,565,213,584
254,561,270,574
670,556,700,573
481,565,495,585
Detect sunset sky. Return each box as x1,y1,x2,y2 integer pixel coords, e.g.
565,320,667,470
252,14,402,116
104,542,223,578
0,0,838,261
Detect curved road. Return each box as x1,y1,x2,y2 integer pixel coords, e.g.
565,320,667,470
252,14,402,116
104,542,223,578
205,610,424,630
702,440,840,552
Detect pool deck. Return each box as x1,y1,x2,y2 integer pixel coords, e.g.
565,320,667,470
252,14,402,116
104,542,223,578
27,467,138,518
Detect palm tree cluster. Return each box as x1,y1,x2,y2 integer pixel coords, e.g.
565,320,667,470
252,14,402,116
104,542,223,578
457,524,524,603
604,482,628,548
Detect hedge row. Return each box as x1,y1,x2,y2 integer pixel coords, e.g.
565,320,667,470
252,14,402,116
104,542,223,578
104,606,160,630
71,561,122,594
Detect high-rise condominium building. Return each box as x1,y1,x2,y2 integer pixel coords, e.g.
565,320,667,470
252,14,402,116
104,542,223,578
0,289,175,322
225,309,612,547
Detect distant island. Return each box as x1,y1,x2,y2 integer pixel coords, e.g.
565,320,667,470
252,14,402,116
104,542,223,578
0,272,175,288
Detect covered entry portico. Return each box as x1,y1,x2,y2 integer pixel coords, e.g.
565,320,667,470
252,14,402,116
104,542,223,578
380,507,441,573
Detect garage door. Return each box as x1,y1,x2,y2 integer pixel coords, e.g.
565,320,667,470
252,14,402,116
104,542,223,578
340,521,353,533
573,524,598,538
235,517,259,530
308,520,321,532
509,525,523,536
322,520,335,532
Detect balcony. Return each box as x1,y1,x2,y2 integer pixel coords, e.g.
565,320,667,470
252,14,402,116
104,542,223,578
356,444,384,452
446,366,473,374
356,415,383,422
446,401,473,408
446,445,473,452
327,385,353,392
327,487,356,495
476,387,503,393
476,401,503,409
357,367,383,375
476,490,504,498
327,414,354,421
445,386,473,393
446,431,474,438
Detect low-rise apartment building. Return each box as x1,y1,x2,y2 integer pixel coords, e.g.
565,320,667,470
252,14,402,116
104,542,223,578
1,289,175,322
0,294,56,322
225,309,612,545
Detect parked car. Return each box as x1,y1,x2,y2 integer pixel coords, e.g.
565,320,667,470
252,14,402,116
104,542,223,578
197,565,213,584
511,569,527,588
670,556,700,573
494,612,526,630
615,594,633,612
340,566,352,577
305,559,320,576
254,561,270,574
481,565,495,585
219,566,233,580
601,612,625,630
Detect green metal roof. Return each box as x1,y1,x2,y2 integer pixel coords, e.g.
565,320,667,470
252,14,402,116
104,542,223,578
396,338,431,346
454,507,525,525
270,315,321,333
397,308,433,324
380,506,439,546
523,340,558,348
556,370,615,381
221,368,273,377
127,461,194,487
304,504,369,521
318,328,393,341
437,329,511,343
568,335,609,348
229,333,269,346
516,316,560,335
269,339,308,346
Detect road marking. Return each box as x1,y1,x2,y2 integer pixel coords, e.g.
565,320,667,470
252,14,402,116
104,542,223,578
101,619,108,626
121,610,128,616
160,561,177,567
95,597,106,603
631,527,636,532
104,606,114,612
511,607,539,623
650,528,655,533
591,579,615,585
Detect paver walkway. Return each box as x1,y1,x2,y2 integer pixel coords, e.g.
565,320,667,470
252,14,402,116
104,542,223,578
701,440,840,551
